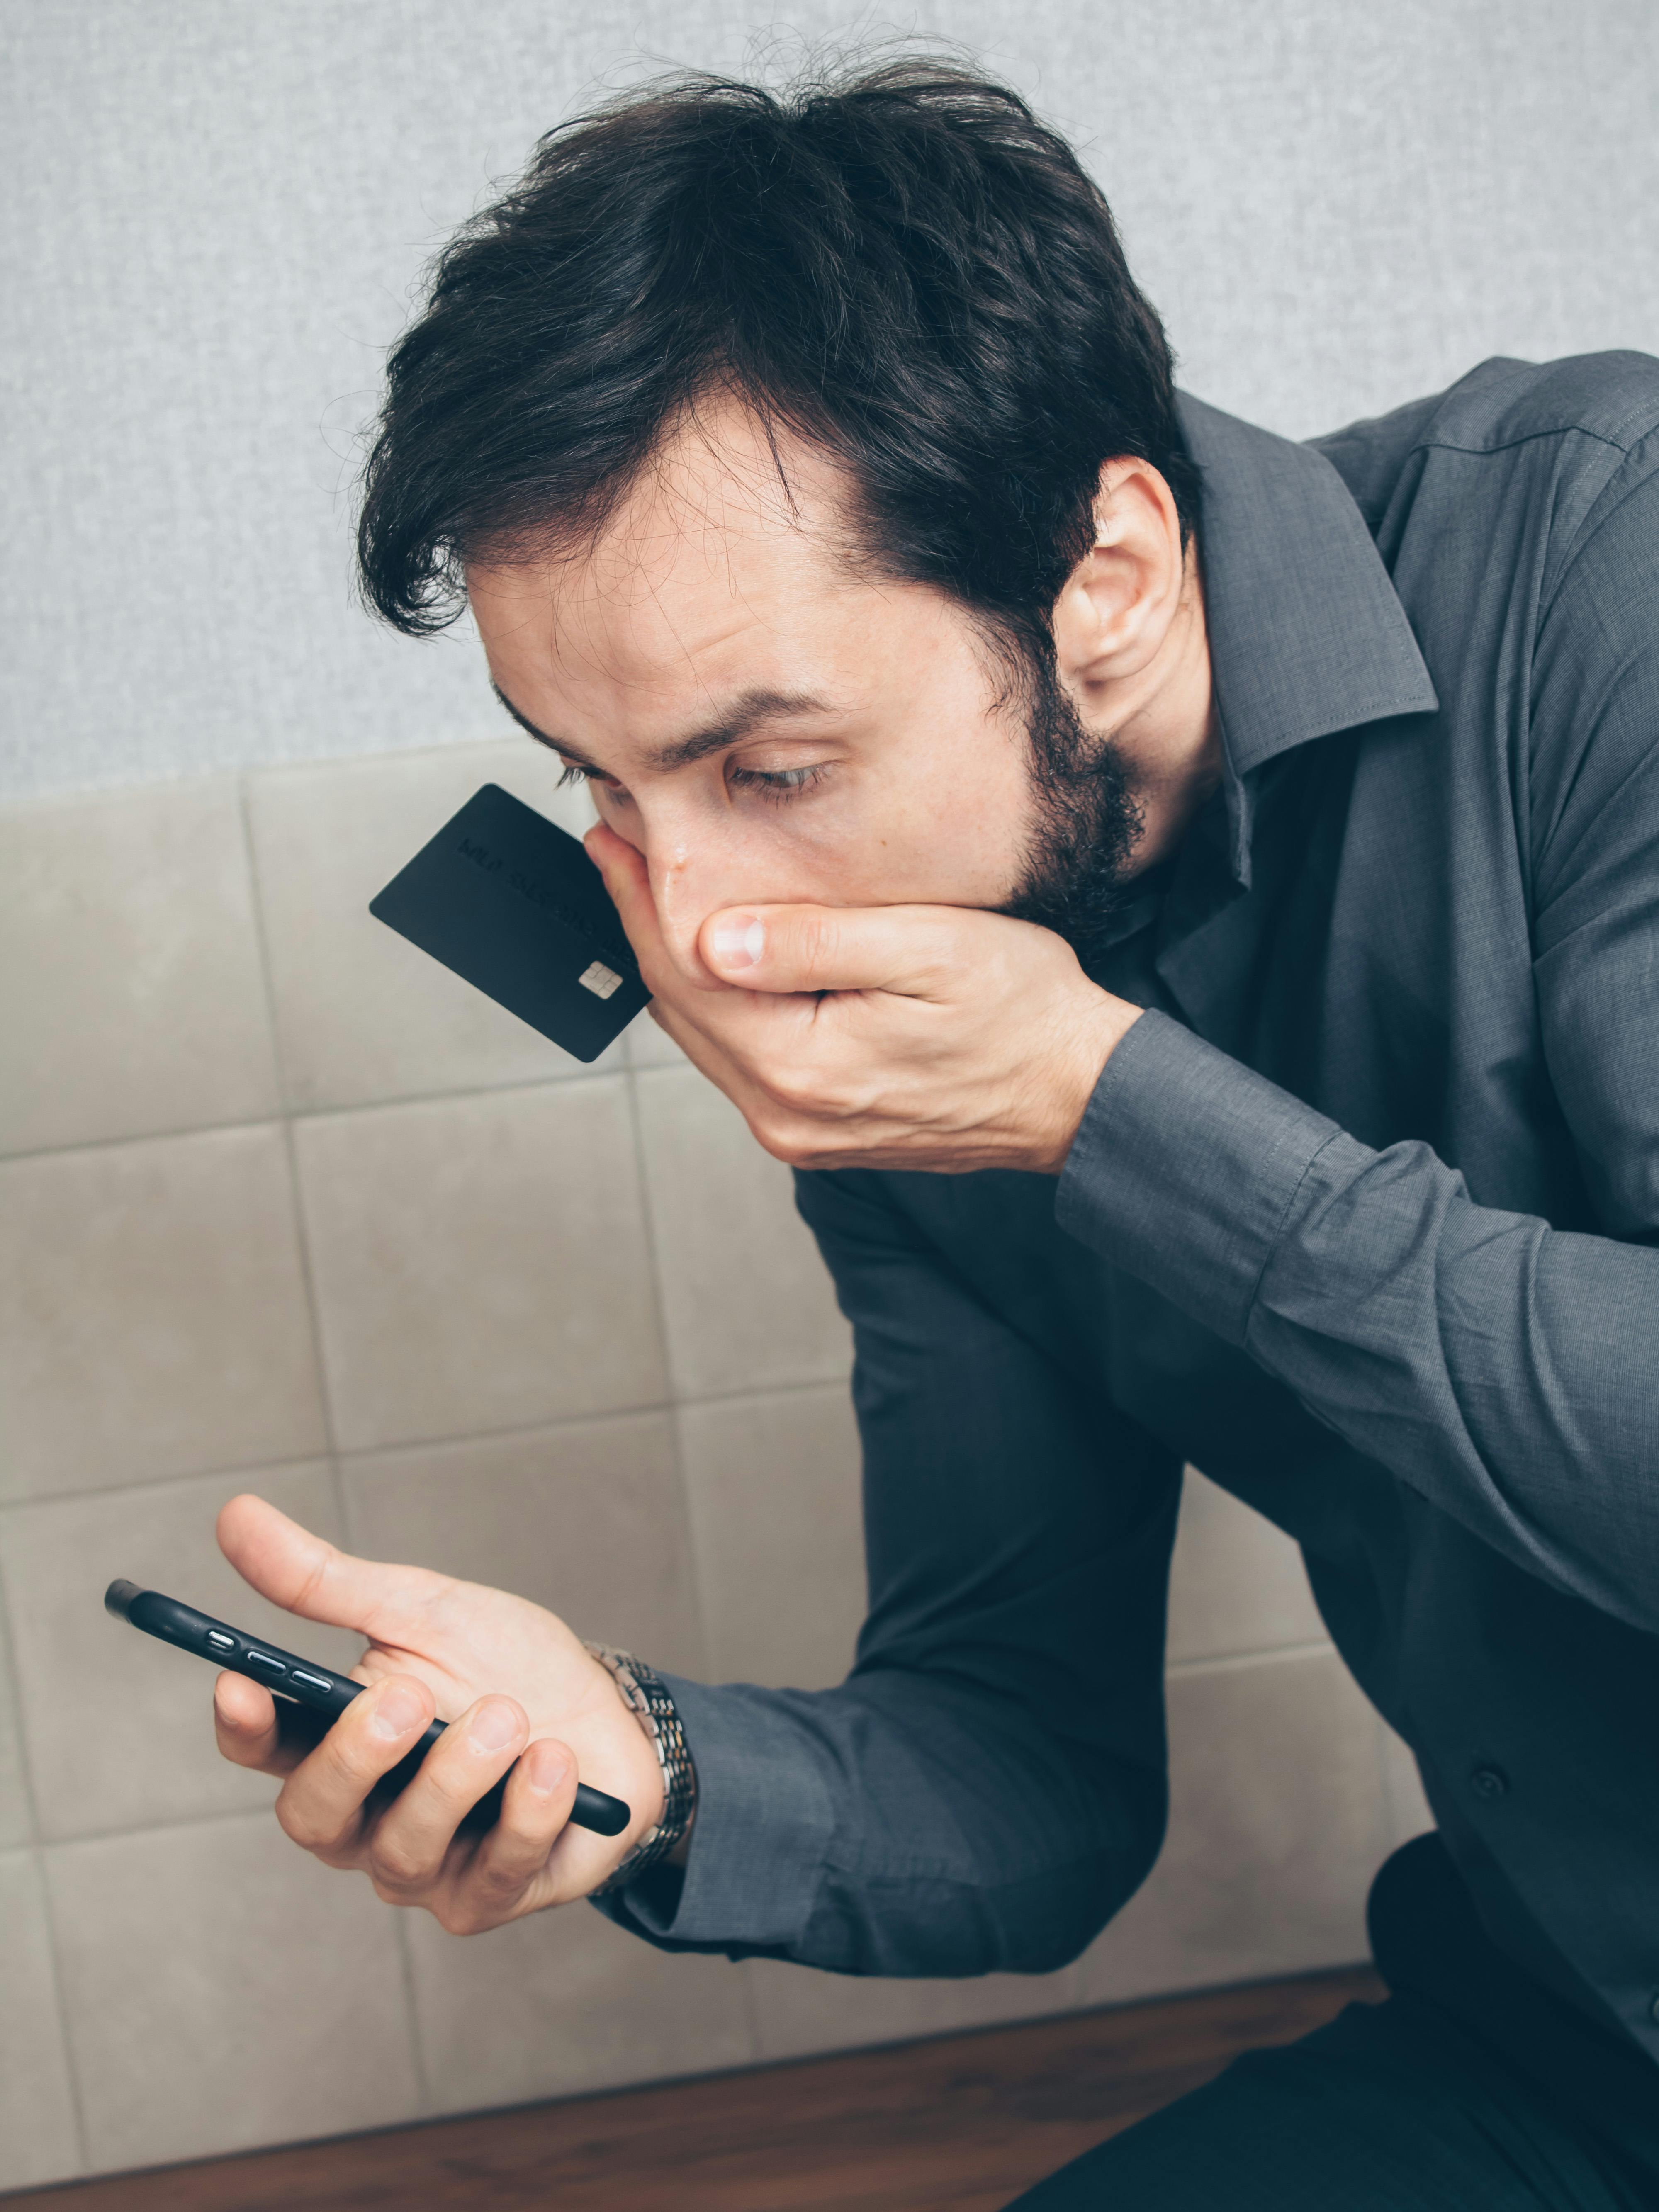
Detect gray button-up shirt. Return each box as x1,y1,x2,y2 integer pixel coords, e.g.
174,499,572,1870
606,354,1659,2071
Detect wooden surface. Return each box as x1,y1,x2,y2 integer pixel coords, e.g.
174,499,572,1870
5,1966,1384,2212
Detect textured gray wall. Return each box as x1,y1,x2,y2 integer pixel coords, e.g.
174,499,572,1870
4,0,1657,797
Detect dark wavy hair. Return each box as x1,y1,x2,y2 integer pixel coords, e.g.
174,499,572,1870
356,59,1196,664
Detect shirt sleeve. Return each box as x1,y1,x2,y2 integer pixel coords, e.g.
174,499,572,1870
597,1167,1179,1976
1057,442,1659,1636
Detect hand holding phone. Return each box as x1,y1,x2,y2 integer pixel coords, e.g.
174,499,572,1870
194,1495,666,1935
105,1580,630,1838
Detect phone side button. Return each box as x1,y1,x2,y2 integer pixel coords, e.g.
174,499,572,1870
205,1630,236,1653
289,1670,334,1694
244,1650,286,1679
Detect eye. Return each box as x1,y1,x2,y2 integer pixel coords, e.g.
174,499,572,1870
558,761,624,792
728,763,830,802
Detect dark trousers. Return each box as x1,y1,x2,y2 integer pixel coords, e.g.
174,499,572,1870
1007,1837,1659,2210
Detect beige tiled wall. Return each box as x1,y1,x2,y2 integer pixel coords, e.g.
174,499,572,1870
0,741,1430,2190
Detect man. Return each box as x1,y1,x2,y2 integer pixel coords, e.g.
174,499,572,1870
212,60,1659,2205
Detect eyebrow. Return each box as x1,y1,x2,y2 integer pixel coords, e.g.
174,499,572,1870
490,681,836,775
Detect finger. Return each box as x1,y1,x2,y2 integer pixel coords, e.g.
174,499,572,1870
365,1695,529,1896
585,823,731,997
273,1673,435,1858
214,1671,329,1776
214,1670,287,1772
438,1736,579,1930
584,824,666,969
642,993,765,1096
216,1492,449,1640
699,902,959,998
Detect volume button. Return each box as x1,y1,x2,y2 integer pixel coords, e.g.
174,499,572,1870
205,1630,236,1652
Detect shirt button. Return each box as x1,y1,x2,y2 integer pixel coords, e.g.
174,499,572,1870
1469,1765,1509,1801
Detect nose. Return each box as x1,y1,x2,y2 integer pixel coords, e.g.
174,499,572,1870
602,785,812,987
648,839,720,984
623,802,757,988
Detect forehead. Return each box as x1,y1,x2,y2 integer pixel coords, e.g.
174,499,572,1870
466,404,940,739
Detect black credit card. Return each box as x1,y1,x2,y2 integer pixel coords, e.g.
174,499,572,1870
369,784,650,1063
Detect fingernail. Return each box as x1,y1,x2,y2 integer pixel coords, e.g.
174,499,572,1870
526,1742,571,1797
467,1700,523,1755
370,1682,428,1740
710,915,765,969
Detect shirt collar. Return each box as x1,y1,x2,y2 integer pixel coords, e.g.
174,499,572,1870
1176,392,1439,884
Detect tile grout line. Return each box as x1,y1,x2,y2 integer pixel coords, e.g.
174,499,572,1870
0,1575,92,2176
0,732,523,821
235,771,437,2120
278,1062,619,1125
0,1451,341,1521
617,1060,688,1407
0,1186,88,2166
236,771,346,1486
1164,1638,1334,1681
0,1108,286,1169
24,1846,94,2181
0,1572,48,1858
620,1065,701,1643
0,1066,621,1171
36,1796,292,1855
0,1371,856,1518
621,1063,765,2068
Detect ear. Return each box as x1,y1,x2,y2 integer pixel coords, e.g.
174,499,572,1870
1051,459,1188,692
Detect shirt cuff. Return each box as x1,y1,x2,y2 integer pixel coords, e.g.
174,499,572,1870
1055,1008,1342,1346
591,1674,836,1954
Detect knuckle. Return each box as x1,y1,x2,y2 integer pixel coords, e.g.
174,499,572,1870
476,1851,534,1900
797,910,838,974
749,1113,800,1164
763,1065,817,1113
432,1897,486,1937
369,1840,428,1892
275,1796,334,1856
746,1106,782,1150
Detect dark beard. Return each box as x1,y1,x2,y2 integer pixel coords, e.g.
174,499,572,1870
1000,651,1144,973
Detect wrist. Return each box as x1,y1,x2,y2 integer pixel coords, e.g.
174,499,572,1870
580,1652,665,1824
583,1645,697,1893
1035,987,1143,1174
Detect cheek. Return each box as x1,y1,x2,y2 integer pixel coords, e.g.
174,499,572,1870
649,834,823,974
629,812,848,979
822,775,1036,909
642,795,1030,942
609,736,1035,970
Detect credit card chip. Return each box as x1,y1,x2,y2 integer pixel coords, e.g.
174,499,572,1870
579,959,624,1000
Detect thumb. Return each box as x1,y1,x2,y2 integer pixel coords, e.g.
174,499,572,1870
700,903,956,997
216,1494,441,1639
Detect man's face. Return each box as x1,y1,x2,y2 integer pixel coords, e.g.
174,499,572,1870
470,405,1137,983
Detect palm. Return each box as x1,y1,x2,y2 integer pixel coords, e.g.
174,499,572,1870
214,1494,663,1922
350,1573,610,1741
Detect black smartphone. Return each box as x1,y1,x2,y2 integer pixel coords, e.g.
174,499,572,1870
105,1579,630,1838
